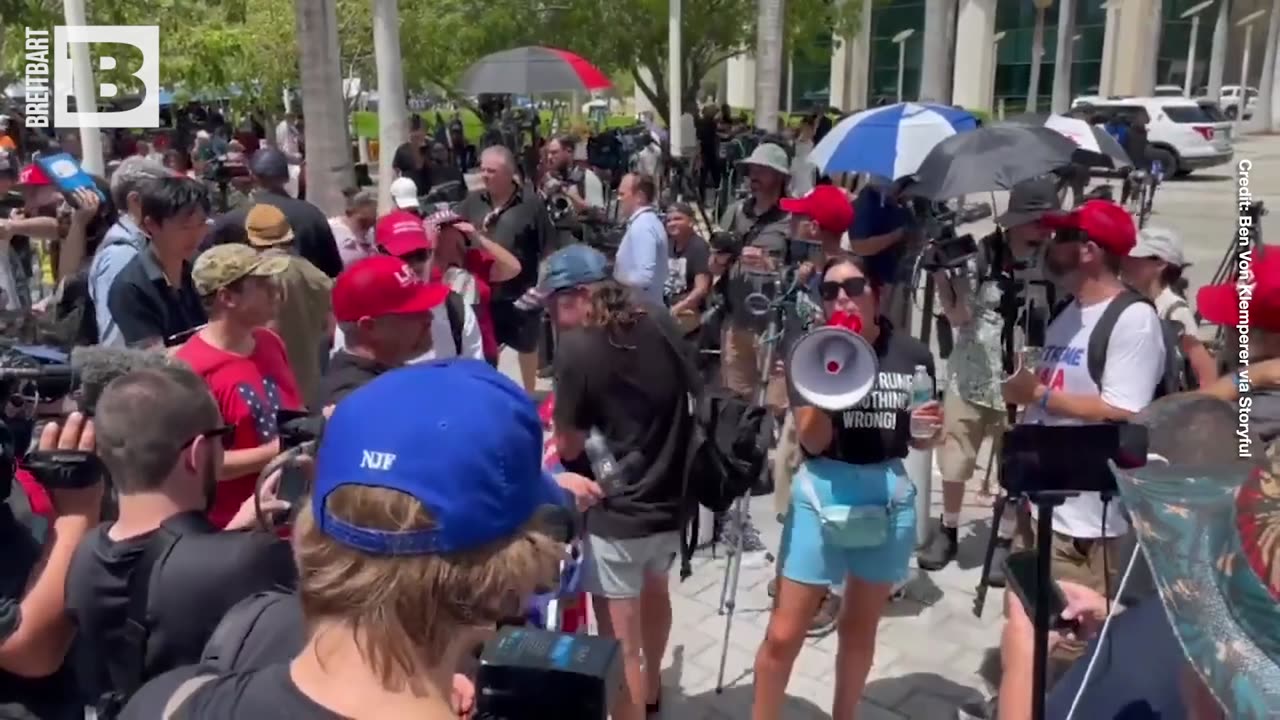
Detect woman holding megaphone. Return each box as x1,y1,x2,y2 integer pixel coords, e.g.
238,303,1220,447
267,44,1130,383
753,255,943,720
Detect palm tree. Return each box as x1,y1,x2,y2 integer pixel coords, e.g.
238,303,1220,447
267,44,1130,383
754,0,785,131
294,0,354,217
372,0,409,215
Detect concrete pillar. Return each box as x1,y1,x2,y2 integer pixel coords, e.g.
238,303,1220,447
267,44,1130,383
1100,3,1122,95
1207,0,1230,98
1051,0,1077,113
921,0,959,102
727,54,757,109
1113,0,1162,95
952,0,999,110
829,16,873,111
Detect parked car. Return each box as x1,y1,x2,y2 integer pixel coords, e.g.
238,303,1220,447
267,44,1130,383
1195,85,1258,120
1071,96,1233,175
1153,85,1186,97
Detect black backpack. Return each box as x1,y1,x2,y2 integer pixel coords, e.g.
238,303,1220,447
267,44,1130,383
1159,297,1199,391
653,322,772,580
1049,289,1186,399
95,513,209,719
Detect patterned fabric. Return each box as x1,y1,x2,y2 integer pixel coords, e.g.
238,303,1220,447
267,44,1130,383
1114,441,1280,718
191,244,289,296
943,258,1005,411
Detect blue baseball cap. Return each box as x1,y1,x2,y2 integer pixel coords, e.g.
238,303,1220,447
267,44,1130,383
541,244,608,293
312,360,570,555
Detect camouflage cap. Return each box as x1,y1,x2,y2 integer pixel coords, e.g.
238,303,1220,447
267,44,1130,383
192,244,289,296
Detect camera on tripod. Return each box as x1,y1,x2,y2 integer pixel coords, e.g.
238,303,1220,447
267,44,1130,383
914,201,992,272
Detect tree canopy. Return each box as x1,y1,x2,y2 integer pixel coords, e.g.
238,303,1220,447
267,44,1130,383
1,0,866,123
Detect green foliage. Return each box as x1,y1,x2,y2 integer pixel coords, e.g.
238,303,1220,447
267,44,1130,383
2,0,867,127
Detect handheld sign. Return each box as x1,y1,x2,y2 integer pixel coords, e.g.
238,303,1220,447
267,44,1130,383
35,153,106,204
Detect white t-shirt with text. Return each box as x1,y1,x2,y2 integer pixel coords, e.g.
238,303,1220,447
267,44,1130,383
1023,295,1166,538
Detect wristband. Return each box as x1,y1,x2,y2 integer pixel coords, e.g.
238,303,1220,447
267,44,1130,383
1038,388,1052,411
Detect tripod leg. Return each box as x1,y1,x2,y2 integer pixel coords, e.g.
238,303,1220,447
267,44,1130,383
972,495,1009,618
715,493,750,693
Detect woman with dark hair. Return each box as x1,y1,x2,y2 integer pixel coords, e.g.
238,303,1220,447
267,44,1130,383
753,255,942,720
38,178,117,346
392,141,430,194
1121,226,1217,387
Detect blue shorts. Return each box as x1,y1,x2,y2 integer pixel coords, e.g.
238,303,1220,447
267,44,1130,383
779,457,917,587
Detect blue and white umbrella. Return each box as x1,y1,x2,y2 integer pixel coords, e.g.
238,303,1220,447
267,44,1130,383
809,102,979,179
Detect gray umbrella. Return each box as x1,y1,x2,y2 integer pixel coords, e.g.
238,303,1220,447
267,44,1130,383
908,126,1080,201
457,46,612,96
1001,113,1132,169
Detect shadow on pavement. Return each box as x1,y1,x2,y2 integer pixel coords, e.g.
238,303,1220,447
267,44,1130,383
864,672,987,719
885,571,943,618
685,684,827,720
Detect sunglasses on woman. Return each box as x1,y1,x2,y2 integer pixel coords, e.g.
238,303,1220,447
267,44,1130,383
819,277,869,302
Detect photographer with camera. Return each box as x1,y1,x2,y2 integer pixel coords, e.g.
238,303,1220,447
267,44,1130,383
995,199,1167,709
0,411,100,720
918,178,1060,575
118,362,569,720
65,366,296,717
717,143,794,410
544,135,605,239
174,244,303,529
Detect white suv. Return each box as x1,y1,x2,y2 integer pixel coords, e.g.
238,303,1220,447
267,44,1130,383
1070,96,1233,175
1195,85,1258,120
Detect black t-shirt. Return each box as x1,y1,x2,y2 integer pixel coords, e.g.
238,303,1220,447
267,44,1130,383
664,234,710,309
64,512,298,701
105,249,207,347
318,351,394,408
455,184,554,303
815,321,935,465
121,663,344,720
553,310,692,539
0,503,80,720
210,192,342,278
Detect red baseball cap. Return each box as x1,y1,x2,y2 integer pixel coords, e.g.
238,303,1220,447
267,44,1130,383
17,164,50,187
780,186,854,235
375,210,435,257
1197,247,1280,333
1039,199,1137,256
333,255,449,322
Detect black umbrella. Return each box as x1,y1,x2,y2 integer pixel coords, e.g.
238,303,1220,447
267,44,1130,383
457,46,612,96
1000,113,1131,169
909,125,1080,200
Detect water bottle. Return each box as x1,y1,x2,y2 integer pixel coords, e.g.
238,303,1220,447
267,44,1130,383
908,364,936,439
584,429,622,496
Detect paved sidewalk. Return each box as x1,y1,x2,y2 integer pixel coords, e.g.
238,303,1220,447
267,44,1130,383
651,453,1004,720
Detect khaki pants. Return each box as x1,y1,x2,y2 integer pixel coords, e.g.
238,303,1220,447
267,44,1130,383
939,391,1006,486
721,324,787,411
1015,517,1124,663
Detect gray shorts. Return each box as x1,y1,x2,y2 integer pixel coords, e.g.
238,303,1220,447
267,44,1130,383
581,531,681,599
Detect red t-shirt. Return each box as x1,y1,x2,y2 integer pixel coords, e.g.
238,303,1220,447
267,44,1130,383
433,249,497,361
176,328,302,528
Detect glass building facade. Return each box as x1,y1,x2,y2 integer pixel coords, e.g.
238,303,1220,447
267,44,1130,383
867,0,926,105
992,0,1107,111
1157,0,1216,90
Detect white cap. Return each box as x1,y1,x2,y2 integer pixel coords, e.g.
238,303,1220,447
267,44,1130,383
389,177,420,210
1131,227,1189,267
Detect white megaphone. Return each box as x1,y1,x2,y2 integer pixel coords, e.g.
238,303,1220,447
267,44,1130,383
786,323,879,411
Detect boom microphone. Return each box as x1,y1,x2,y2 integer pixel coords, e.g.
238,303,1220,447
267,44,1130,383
69,345,184,414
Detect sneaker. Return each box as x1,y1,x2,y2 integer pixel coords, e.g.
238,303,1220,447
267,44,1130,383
985,538,1013,588
917,519,959,571
806,592,840,637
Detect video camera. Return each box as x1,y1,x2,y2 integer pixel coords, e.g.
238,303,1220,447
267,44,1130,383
914,200,991,272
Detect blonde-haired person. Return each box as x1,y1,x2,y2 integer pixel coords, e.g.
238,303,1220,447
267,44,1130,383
119,362,583,720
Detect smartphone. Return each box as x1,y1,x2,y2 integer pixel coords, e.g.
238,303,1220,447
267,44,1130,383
276,462,309,514
1002,550,1076,631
